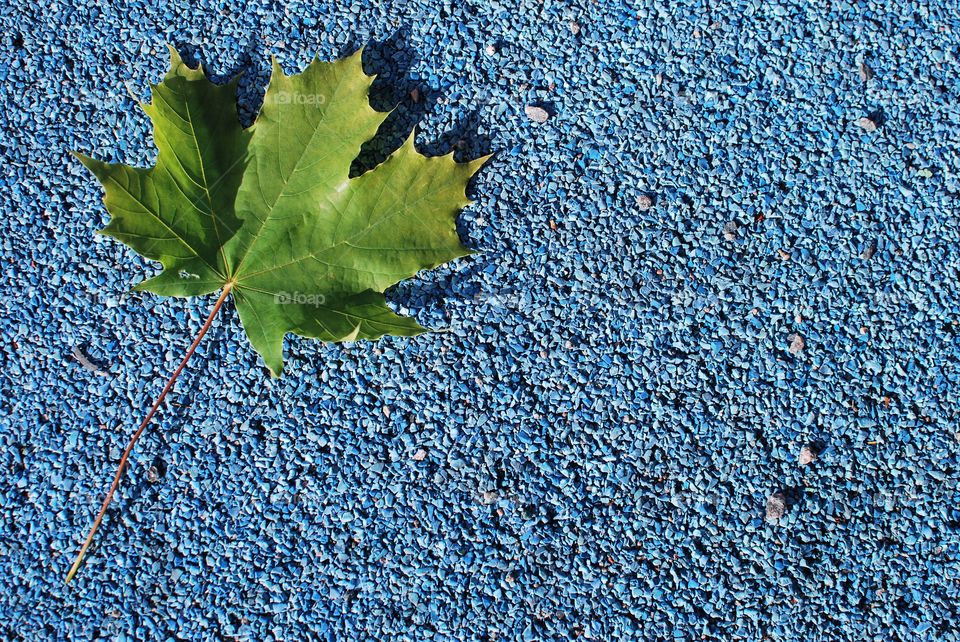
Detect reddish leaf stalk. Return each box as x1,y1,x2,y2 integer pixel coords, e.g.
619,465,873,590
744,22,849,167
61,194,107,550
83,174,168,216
65,282,234,583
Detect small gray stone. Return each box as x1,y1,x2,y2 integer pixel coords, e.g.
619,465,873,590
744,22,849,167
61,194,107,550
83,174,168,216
412,448,428,461
569,21,581,35
799,445,818,466
636,194,654,211
788,333,805,355
857,116,878,132
146,465,160,483
524,105,549,123
722,221,738,241
858,62,874,82
766,491,787,522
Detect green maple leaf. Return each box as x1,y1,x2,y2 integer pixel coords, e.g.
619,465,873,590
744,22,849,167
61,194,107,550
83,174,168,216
78,46,487,376
66,47,488,583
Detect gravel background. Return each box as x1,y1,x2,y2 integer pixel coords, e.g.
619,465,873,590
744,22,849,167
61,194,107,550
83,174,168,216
2,0,960,640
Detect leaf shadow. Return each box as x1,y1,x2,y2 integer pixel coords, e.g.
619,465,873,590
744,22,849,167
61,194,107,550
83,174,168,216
228,39,272,129
350,28,493,168
173,38,270,129
350,28,440,176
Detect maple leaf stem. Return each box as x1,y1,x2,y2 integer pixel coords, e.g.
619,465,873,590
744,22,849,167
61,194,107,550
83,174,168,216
65,282,235,584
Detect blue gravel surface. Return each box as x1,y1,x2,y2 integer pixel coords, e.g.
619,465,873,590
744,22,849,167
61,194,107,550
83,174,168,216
2,0,960,640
